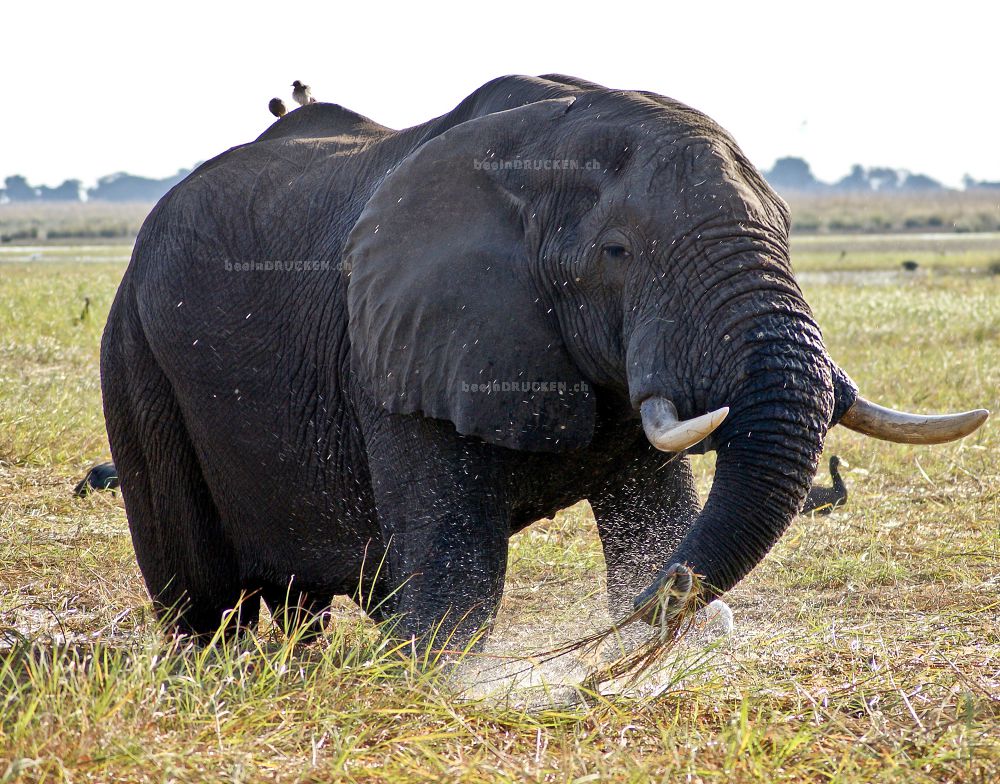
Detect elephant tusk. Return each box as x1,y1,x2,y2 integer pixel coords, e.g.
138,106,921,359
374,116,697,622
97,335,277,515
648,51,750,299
839,396,989,444
641,397,729,452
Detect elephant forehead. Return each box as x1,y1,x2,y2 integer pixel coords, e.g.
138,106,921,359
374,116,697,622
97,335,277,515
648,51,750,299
622,141,783,231
641,139,741,193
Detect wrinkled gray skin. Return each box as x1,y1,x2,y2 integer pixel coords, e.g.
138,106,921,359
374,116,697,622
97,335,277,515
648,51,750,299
102,74,861,644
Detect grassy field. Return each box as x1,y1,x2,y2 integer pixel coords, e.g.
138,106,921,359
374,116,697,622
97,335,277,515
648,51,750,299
784,190,1000,234
1,236,998,781
790,232,1000,275
0,204,152,245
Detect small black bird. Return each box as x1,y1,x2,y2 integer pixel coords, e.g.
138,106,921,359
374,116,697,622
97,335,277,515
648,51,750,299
901,259,919,272
73,461,120,497
291,80,316,107
76,296,91,324
269,97,287,118
801,456,848,515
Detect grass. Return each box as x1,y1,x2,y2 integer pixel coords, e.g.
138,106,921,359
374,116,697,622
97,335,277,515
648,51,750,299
0,204,152,244
789,232,1000,274
785,190,1000,234
1,231,998,781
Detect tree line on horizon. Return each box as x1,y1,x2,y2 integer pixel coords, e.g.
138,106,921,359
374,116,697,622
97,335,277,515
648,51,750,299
2,159,1000,204
764,157,1000,194
0,169,193,204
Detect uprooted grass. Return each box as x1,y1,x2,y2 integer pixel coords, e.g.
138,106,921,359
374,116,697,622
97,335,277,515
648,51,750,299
1,239,999,781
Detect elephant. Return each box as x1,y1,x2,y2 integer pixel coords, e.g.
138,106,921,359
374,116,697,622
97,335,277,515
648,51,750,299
100,74,988,645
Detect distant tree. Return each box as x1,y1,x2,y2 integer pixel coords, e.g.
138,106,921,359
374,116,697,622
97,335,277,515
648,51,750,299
963,174,1000,190
900,172,944,191
867,167,900,191
764,156,824,191
38,179,85,201
88,169,189,202
834,164,871,192
3,175,39,201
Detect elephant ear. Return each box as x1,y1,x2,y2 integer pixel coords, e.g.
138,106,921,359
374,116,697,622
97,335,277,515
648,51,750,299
345,98,596,452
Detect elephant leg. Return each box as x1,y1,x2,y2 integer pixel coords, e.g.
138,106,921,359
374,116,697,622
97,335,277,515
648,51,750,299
589,446,701,623
102,309,254,639
261,582,331,642
360,408,510,650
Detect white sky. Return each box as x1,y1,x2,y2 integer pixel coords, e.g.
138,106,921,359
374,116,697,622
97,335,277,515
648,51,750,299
2,0,998,189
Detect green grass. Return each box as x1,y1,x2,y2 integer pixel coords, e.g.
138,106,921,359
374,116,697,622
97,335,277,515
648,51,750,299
1,234,999,781
790,231,1000,274
0,261,124,466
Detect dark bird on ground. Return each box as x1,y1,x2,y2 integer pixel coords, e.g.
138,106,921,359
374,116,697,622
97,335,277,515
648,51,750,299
268,98,287,118
901,259,919,271
76,296,91,324
801,456,848,515
291,80,315,107
74,462,119,497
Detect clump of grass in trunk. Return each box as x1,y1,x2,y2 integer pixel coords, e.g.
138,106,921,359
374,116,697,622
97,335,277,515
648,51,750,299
530,571,705,699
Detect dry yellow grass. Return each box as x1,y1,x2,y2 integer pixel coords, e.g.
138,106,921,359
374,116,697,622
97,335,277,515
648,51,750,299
785,190,1000,234
0,203,152,244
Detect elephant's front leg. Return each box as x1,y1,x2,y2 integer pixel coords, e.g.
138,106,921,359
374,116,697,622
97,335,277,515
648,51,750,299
589,445,701,622
361,408,511,649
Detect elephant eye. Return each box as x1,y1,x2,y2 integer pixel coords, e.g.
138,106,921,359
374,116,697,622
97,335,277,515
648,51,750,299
601,243,632,261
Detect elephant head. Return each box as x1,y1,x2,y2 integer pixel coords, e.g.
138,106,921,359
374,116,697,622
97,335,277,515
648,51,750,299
345,92,988,607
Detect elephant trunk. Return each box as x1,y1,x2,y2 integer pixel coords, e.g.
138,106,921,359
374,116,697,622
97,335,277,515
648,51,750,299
632,294,835,606
628,237,988,611
666,399,828,597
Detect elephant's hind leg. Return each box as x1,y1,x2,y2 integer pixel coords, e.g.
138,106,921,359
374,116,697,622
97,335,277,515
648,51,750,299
102,303,255,639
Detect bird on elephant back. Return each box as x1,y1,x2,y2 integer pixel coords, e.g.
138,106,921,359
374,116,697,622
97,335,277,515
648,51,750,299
100,73,989,647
